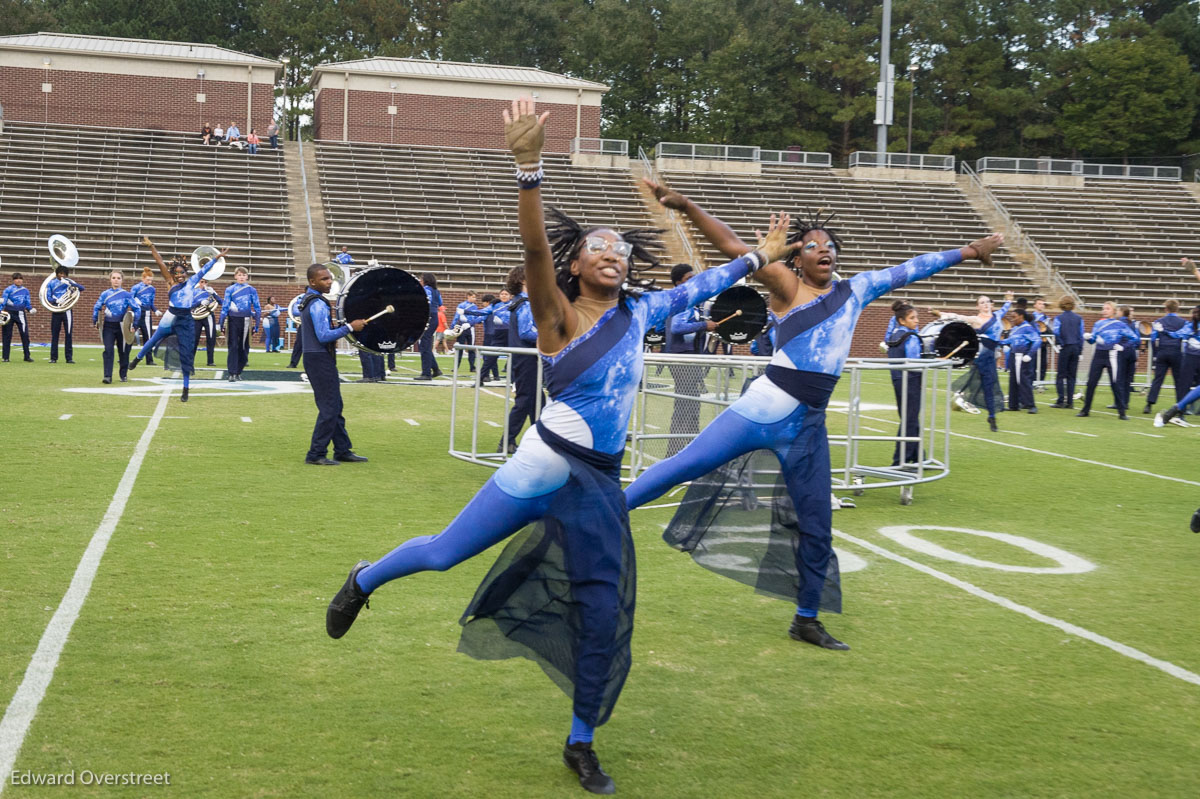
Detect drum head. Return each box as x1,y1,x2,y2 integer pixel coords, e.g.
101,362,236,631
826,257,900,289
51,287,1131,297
933,321,978,363
644,328,665,347
709,286,767,344
336,266,429,354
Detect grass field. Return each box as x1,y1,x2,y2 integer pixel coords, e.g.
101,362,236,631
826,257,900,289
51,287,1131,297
2,348,1199,798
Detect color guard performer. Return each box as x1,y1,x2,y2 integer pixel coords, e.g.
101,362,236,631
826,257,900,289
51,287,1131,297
1,272,33,362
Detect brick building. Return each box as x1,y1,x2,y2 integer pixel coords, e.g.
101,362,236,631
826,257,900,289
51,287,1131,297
0,32,281,133
311,58,607,151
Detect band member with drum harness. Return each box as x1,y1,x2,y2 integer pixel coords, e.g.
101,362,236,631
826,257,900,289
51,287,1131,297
46,266,85,364
886,303,924,466
299,263,369,465
631,179,1004,651
219,266,261,381
92,270,141,383
1051,296,1084,408
130,268,158,366
1146,299,1187,414
131,238,226,402
1,273,33,362
194,279,220,367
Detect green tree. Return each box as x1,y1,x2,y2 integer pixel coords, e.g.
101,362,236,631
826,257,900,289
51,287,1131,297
0,0,57,37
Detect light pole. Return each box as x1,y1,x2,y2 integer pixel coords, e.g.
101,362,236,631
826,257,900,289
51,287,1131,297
906,63,918,159
875,0,893,157
281,56,291,141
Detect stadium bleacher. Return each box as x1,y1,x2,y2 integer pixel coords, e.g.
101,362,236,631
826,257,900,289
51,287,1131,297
315,141,672,289
657,164,1039,308
987,179,1200,311
0,120,294,279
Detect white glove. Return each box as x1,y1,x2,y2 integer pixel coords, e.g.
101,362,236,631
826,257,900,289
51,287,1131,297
1021,354,1032,362
1053,345,1061,354
1153,322,1164,333
1113,344,1124,352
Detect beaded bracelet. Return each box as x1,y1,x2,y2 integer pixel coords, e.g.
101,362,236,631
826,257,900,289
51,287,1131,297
516,161,544,190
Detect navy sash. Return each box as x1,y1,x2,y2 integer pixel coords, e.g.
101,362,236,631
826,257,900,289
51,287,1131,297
764,366,839,409
772,280,852,349
543,303,632,399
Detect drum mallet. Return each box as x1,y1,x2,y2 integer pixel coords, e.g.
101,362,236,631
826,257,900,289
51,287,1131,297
365,305,395,323
712,309,743,326
939,340,969,360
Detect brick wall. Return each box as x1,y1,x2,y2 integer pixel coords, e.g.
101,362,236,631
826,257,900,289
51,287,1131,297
0,66,275,132
313,89,601,152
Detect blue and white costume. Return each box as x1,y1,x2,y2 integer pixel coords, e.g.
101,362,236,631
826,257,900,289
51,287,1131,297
219,281,261,377
1,282,33,361
453,300,481,371
1052,309,1085,406
263,305,282,352
354,254,757,730
1147,312,1187,408
1079,317,1140,414
946,300,1011,418
333,251,354,265
998,320,1040,410
46,276,85,363
92,287,142,381
133,260,218,387
625,249,969,617
129,280,157,363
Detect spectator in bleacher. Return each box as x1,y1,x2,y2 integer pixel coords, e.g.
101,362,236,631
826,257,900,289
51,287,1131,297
266,120,280,149
1077,301,1139,419
1051,296,1084,408
246,129,260,155
212,123,225,144
263,296,282,352
414,272,443,380
225,121,242,149
333,245,354,265
219,267,261,381
1,272,33,362
1032,297,1051,381
194,279,219,366
498,266,540,452
1146,299,1187,414
201,123,214,145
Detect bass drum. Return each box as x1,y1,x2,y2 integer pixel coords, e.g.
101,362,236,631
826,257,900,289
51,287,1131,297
335,265,429,355
644,327,665,347
920,320,978,364
708,285,767,344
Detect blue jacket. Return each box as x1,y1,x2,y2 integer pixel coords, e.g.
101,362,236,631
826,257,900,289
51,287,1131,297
886,326,923,360
334,252,354,264
1051,310,1084,347
1151,313,1186,354
93,288,142,324
1,285,32,311
1087,318,1139,351
665,306,707,354
47,277,86,308
1002,321,1041,355
219,282,262,327
130,282,155,314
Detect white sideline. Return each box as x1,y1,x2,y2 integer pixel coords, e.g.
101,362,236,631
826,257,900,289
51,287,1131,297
0,387,173,791
835,531,1200,687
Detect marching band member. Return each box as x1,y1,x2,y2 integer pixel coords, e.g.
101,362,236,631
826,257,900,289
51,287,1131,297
47,265,85,364
193,278,219,367
1032,297,1050,381
414,272,443,380
482,287,512,382
1116,306,1140,408
218,266,261,381
1145,299,1186,414
298,263,368,463
886,303,923,465
664,263,716,455
1051,296,1084,408
1,272,33,362
498,267,540,453
131,238,226,402
935,292,1013,431
998,308,1041,412
129,267,158,366
632,178,1003,651
262,296,282,352
333,245,354,265
325,98,782,794
91,270,141,383
1076,301,1139,419
452,290,480,373
1164,305,1200,418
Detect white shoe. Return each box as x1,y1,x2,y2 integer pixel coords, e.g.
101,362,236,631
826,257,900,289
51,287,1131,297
1153,413,1165,428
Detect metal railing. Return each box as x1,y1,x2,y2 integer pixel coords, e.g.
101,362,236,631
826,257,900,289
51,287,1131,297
959,161,1079,306
297,135,318,264
639,145,695,264
758,149,833,167
848,151,955,170
655,142,760,161
570,137,629,156
447,347,956,504
1080,162,1182,181
976,157,1083,175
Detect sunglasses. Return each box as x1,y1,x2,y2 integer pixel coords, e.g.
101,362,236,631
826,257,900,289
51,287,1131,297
802,240,837,253
584,236,633,258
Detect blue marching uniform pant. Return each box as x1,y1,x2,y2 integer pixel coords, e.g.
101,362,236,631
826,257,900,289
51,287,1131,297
304,351,352,458
625,386,833,615
975,343,1002,416
226,316,251,376
170,312,198,379
50,310,74,362
1056,344,1081,406
1147,348,1184,406
101,321,132,379
890,371,922,465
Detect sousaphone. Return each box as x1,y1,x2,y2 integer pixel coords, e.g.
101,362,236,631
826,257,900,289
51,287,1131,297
191,245,226,281
39,234,82,312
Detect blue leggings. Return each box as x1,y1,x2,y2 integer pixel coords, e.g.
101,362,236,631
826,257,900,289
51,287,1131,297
975,346,1001,417
625,398,834,614
135,310,177,360
1173,383,1200,411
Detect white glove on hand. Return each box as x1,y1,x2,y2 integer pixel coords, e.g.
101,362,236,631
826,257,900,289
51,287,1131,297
1021,354,1032,362
1153,322,1164,333
1113,344,1124,352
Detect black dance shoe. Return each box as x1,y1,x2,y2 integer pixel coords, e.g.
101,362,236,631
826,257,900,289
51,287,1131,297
334,452,368,463
988,416,998,432
23,357,33,362
788,616,850,650
1075,410,1089,417
1143,404,1153,414
102,377,112,384
128,355,141,371
414,374,432,381
563,741,616,795
326,561,371,639
1191,507,1200,533
180,386,189,403
1118,411,1129,420
305,456,338,466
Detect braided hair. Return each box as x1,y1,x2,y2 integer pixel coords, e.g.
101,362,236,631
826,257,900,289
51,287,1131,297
544,207,663,300
786,208,844,268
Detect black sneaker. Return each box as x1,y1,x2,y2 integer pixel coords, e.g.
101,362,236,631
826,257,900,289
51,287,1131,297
788,615,850,650
181,386,189,403
563,740,616,795
1191,507,1200,534
988,416,998,432
326,561,371,639
1075,410,1089,417
128,355,141,371
1162,406,1181,425
1143,404,1153,414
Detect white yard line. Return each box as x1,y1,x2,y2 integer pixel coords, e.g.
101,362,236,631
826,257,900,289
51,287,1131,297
1065,430,1098,438
241,417,252,423
483,420,501,428
404,419,419,426
0,386,173,791
1130,431,1163,438
57,414,71,421
835,531,1200,688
